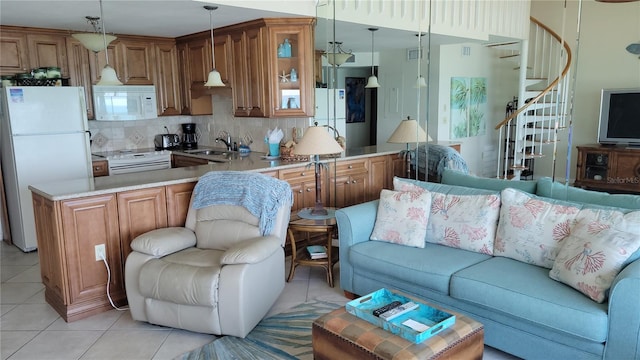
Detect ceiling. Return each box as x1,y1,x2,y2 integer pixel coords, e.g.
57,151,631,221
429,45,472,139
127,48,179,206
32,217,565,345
0,0,469,53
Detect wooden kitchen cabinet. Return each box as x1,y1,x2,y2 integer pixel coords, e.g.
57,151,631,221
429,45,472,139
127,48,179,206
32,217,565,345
91,160,109,177
89,42,121,84
176,36,213,115
155,42,182,116
267,20,315,118
117,187,168,260
0,31,28,75
166,182,196,227
118,40,155,85
172,154,209,168
331,159,369,208
279,165,327,211
32,192,124,322
66,37,95,119
27,33,68,77
368,155,392,201
230,26,267,117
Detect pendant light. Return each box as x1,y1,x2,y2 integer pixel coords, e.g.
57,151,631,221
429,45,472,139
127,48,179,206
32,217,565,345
203,6,225,87
365,28,380,88
414,33,427,88
95,0,122,86
324,42,353,66
72,16,116,53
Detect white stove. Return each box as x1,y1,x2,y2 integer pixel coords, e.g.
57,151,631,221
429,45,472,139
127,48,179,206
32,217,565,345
97,149,172,175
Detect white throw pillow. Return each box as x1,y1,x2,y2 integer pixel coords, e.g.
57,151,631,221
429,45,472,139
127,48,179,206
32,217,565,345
370,189,431,248
495,188,582,268
549,208,640,303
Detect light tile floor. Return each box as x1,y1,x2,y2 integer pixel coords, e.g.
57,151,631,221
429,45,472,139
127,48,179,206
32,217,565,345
1,241,516,359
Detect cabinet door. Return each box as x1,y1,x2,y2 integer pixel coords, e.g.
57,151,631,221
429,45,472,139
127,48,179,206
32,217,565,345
117,187,167,260
368,155,390,200
166,182,196,227
245,27,266,117
119,41,154,85
230,31,250,116
60,194,123,306
176,42,191,114
213,34,231,85
89,42,121,84
66,37,95,119
268,23,314,117
27,34,68,77
0,31,28,75
32,194,67,304
155,42,182,116
185,38,213,115
612,152,640,189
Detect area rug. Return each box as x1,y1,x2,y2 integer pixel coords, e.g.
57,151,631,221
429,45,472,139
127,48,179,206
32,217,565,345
178,300,342,360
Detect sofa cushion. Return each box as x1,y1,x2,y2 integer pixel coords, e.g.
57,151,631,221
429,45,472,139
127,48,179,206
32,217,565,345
441,169,537,193
550,208,640,303
495,188,582,268
450,257,608,343
537,177,640,210
349,241,491,294
393,176,497,196
370,189,431,248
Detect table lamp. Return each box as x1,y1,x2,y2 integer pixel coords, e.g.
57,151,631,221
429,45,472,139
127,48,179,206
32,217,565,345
387,117,432,178
294,123,344,215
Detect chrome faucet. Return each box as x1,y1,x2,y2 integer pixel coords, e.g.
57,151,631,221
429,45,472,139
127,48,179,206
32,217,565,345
215,130,233,151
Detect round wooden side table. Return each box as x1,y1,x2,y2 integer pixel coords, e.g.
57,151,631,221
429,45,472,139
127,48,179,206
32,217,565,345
286,208,338,287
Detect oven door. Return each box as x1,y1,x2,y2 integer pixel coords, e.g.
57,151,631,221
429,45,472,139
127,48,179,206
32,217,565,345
108,159,171,175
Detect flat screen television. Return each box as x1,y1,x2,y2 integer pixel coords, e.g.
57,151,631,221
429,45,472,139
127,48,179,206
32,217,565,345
597,88,640,146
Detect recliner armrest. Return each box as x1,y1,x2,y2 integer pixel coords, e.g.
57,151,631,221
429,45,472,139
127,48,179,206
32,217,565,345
130,227,197,257
221,236,281,265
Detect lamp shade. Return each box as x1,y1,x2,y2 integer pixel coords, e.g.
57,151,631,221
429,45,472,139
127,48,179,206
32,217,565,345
294,126,344,155
204,69,225,87
72,33,116,52
415,76,427,88
387,119,431,143
96,65,122,86
365,75,380,88
325,53,353,66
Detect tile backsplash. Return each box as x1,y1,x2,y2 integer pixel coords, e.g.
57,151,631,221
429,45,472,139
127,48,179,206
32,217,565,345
88,92,310,154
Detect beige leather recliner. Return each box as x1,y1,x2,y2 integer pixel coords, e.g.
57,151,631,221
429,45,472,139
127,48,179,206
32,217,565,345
124,172,292,337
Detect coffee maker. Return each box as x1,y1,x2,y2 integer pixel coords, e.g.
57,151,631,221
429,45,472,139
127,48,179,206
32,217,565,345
181,123,198,149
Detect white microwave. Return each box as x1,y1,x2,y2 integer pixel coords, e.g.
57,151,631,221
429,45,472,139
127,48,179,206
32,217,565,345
92,85,158,121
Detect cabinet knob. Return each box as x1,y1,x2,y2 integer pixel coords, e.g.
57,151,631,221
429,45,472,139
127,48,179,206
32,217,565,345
298,189,303,193
352,180,357,184
344,181,349,184
301,172,305,176
306,188,312,192
348,165,353,169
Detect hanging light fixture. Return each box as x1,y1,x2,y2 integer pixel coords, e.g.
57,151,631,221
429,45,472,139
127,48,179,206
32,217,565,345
72,16,116,53
324,42,353,66
94,0,121,86
365,28,380,88
203,5,225,87
414,33,427,88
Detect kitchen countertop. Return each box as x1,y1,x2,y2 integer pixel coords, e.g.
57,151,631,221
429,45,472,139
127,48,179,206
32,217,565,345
30,144,408,201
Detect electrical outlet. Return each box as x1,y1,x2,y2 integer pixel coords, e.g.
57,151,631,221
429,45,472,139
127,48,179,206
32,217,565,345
95,244,106,261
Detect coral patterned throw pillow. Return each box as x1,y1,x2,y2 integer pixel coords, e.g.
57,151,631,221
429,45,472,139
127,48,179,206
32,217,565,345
495,188,582,268
549,208,640,303
370,189,431,248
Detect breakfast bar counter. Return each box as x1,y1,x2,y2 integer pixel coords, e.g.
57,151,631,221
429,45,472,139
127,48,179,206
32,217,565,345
28,144,407,323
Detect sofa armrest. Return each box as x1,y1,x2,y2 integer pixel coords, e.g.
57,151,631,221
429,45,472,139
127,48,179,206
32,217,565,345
221,236,281,265
606,259,640,360
336,200,379,294
130,227,196,257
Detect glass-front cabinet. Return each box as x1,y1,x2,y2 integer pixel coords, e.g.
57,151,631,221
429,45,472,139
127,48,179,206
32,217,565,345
267,19,314,118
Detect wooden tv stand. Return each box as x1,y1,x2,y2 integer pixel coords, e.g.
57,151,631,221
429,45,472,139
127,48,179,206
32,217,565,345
575,145,640,194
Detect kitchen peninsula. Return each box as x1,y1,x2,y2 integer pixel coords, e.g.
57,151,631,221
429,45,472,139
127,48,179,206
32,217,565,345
29,145,407,322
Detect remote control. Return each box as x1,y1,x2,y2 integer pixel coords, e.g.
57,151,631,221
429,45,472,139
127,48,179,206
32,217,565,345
379,302,419,321
373,301,402,317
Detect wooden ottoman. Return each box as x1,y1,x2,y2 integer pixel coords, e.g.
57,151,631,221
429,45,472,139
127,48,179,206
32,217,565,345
312,307,483,360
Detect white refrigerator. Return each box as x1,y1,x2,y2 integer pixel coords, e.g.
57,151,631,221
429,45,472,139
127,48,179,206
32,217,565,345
1,87,92,252
313,88,346,140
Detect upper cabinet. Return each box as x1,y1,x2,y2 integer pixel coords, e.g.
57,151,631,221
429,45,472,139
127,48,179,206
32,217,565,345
177,17,314,118
0,31,29,75
154,43,182,116
26,34,68,76
118,41,155,85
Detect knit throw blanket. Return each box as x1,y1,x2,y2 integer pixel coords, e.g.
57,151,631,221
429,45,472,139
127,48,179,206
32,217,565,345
413,144,469,182
192,171,293,235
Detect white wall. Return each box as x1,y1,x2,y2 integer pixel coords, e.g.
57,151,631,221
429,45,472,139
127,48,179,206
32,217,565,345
435,43,518,177
531,0,640,181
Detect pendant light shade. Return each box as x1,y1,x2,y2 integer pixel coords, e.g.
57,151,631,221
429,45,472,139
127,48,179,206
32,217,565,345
93,0,122,86
414,76,427,88
324,42,353,66
365,28,380,88
203,6,225,87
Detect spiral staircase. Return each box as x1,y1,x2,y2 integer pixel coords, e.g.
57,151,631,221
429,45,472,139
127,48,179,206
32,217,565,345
489,16,573,181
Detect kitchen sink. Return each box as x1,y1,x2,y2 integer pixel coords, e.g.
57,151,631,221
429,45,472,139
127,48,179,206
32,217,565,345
186,149,229,156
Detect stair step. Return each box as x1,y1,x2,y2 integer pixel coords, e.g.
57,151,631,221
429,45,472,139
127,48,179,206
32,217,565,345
522,115,557,122
525,78,547,87
524,152,546,159
486,41,520,49
510,165,529,171
524,90,558,99
500,54,520,59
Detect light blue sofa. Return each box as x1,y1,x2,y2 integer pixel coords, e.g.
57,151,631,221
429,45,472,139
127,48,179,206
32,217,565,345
336,169,640,360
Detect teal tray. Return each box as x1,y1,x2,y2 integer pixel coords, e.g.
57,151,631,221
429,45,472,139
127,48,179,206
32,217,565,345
345,288,455,344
